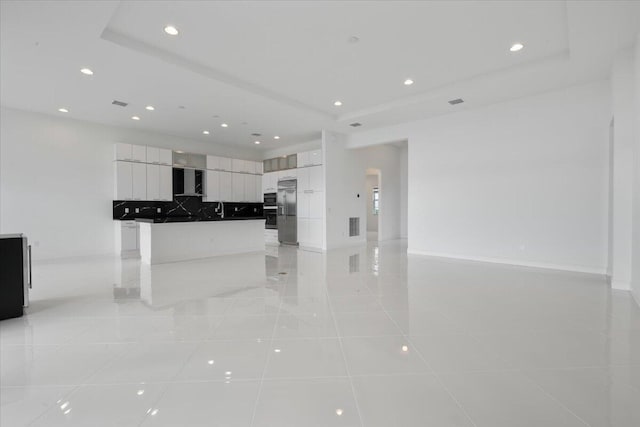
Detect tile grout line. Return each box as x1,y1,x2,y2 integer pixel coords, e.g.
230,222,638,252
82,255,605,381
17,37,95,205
248,268,289,427
26,384,81,427
379,305,480,427
326,288,366,427
135,340,210,426
517,370,593,427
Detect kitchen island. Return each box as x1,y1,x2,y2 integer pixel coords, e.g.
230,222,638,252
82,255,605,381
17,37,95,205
137,217,265,264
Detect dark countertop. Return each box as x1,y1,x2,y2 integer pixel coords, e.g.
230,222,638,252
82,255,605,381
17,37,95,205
135,216,265,224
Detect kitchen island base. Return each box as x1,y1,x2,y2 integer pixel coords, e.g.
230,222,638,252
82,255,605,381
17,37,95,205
139,219,265,264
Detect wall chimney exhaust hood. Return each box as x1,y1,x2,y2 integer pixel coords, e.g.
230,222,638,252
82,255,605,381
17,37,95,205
172,151,205,197
172,151,206,170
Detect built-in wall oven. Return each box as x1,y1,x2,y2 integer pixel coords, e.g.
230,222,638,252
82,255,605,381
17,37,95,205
264,193,277,229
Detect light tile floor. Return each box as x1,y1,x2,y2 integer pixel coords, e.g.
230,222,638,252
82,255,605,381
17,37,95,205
1,240,639,426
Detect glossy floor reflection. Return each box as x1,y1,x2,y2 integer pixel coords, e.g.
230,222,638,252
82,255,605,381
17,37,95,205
1,240,639,426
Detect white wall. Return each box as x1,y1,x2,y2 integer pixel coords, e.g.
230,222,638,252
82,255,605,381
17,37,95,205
611,49,636,289
0,107,261,260
349,81,611,274
323,131,366,249
400,143,408,239
366,174,379,232
632,35,640,304
323,131,404,249
356,145,403,242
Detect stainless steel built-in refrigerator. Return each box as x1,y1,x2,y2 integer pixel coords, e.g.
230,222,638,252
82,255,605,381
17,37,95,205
277,179,297,244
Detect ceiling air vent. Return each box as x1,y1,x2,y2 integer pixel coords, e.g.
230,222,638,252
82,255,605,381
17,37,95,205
349,122,362,127
448,98,464,105
112,100,128,107
251,133,262,137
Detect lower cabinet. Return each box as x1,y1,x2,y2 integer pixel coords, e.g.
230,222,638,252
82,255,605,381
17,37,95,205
115,221,139,258
298,218,323,248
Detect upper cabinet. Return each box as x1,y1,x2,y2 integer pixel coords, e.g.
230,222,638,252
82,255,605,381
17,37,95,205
115,143,146,162
147,147,172,165
115,143,161,163
131,145,146,162
206,155,219,171
297,149,322,168
232,159,246,173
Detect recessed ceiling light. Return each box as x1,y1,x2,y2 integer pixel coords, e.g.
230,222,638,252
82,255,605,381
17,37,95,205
334,100,342,106
80,68,93,76
510,43,524,52
164,25,179,36
175,150,184,154
221,123,228,128
58,108,69,113
404,78,414,86
145,105,155,111
254,141,261,145
131,116,140,121
203,130,210,135
273,136,280,140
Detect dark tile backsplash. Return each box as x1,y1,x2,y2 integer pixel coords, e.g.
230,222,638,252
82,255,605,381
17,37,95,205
113,196,263,220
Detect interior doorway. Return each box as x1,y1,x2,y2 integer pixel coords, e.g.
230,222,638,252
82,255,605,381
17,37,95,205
366,169,381,241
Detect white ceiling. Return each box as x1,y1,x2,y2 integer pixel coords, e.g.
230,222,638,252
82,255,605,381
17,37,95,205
1,1,639,151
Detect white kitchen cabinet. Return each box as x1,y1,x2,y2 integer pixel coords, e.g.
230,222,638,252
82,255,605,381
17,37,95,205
146,147,159,164
255,161,263,175
298,192,310,218
309,165,323,192
255,175,262,201
298,218,309,246
218,157,232,171
297,149,322,168
308,191,324,219
147,164,172,201
115,220,139,258
159,149,172,166
146,164,160,200
245,174,256,202
206,155,219,170
132,162,147,200
297,167,309,191
308,218,323,245
298,218,323,248
131,145,147,162
232,173,245,202
262,172,277,194
219,171,232,201
159,166,172,200
278,169,297,181
205,170,220,201
297,151,309,168
309,149,322,165
121,222,138,251
115,161,133,200
115,143,132,161
232,159,245,173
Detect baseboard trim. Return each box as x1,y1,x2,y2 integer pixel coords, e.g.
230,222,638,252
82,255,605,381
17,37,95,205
611,280,631,291
406,249,606,276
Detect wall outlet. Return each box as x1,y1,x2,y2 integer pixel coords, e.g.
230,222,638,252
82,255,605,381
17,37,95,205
124,208,129,214
157,208,161,213
135,208,140,213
